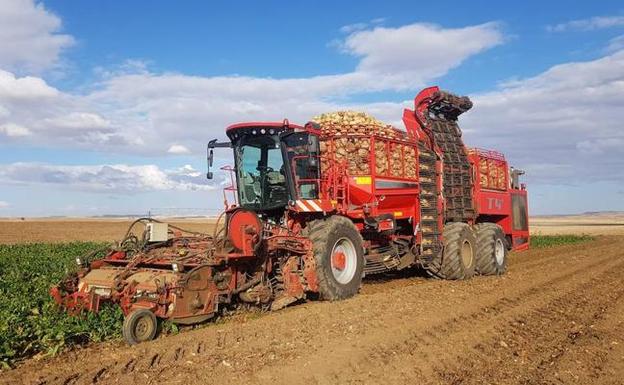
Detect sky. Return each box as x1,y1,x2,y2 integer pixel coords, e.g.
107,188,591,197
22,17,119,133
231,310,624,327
0,0,623,216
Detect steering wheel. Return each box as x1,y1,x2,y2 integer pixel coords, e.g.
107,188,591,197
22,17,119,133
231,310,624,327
257,165,274,173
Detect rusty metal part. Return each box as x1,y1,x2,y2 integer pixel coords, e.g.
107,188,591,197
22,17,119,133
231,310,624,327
239,284,272,304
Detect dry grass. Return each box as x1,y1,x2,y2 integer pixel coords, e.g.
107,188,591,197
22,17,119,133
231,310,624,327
531,213,624,235
0,218,218,244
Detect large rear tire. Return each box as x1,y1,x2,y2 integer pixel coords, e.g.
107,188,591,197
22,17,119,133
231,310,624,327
437,222,476,280
475,223,508,275
306,216,364,300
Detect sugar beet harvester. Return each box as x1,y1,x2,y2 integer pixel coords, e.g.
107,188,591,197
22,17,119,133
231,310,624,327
51,87,529,345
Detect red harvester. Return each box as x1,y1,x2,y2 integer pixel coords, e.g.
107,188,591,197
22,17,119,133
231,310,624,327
51,87,528,344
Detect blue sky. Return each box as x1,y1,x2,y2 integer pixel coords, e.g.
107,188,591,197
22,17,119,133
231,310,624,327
0,0,623,216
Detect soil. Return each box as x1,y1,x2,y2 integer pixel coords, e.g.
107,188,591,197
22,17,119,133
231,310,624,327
0,219,217,244
3,236,624,385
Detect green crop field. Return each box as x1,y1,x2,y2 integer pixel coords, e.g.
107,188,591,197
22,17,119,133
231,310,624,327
530,234,594,248
0,242,123,368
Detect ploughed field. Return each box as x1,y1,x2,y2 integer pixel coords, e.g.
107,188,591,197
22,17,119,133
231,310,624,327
1,218,623,384
0,218,217,244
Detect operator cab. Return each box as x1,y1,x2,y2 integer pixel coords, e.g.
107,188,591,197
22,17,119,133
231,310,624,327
208,120,321,215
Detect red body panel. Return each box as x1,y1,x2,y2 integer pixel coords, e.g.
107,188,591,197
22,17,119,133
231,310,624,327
469,149,529,251
318,134,425,235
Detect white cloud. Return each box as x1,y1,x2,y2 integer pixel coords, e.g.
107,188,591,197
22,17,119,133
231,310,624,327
0,122,31,137
0,69,59,99
343,22,503,87
0,105,9,118
340,18,386,34
0,0,74,73
0,21,503,154
168,144,191,154
576,137,624,154
42,112,111,132
463,50,624,184
548,15,624,32
340,22,369,34
0,69,141,147
0,201,9,209
607,34,624,52
0,163,213,193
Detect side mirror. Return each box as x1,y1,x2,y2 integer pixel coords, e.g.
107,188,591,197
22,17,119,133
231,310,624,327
206,141,215,180
206,139,232,180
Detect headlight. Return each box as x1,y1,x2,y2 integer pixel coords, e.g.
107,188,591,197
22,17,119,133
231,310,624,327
75,257,83,266
172,262,182,272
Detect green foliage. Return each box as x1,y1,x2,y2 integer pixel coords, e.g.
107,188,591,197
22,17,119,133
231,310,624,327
0,242,123,367
530,234,594,248
161,319,180,334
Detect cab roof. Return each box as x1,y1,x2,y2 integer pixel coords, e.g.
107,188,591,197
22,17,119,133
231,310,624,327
226,120,304,133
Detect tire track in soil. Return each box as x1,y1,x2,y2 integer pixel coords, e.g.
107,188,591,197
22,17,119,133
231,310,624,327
438,259,624,385
540,289,624,385
243,241,624,384
2,237,623,385
359,236,617,297
507,236,619,270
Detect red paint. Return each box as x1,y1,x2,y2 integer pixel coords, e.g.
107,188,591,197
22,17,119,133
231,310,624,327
226,208,261,253
468,150,530,250
332,251,346,271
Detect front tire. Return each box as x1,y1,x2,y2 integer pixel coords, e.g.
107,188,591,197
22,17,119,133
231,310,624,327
475,223,508,275
306,216,364,300
122,309,158,345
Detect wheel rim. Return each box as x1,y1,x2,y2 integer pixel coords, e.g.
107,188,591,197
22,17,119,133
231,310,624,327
460,239,473,267
134,314,155,341
330,237,357,284
494,238,505,265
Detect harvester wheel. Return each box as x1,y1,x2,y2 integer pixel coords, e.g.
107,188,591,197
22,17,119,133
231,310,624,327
306,216,364,300
438,222,476,280
122,309,158,345
475,223,508,275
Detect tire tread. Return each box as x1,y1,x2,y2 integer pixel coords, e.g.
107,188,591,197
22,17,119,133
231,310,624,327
475,223,507,276
305,216,364,300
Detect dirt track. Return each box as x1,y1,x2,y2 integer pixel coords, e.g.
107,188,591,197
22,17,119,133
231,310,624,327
4,236,624,385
